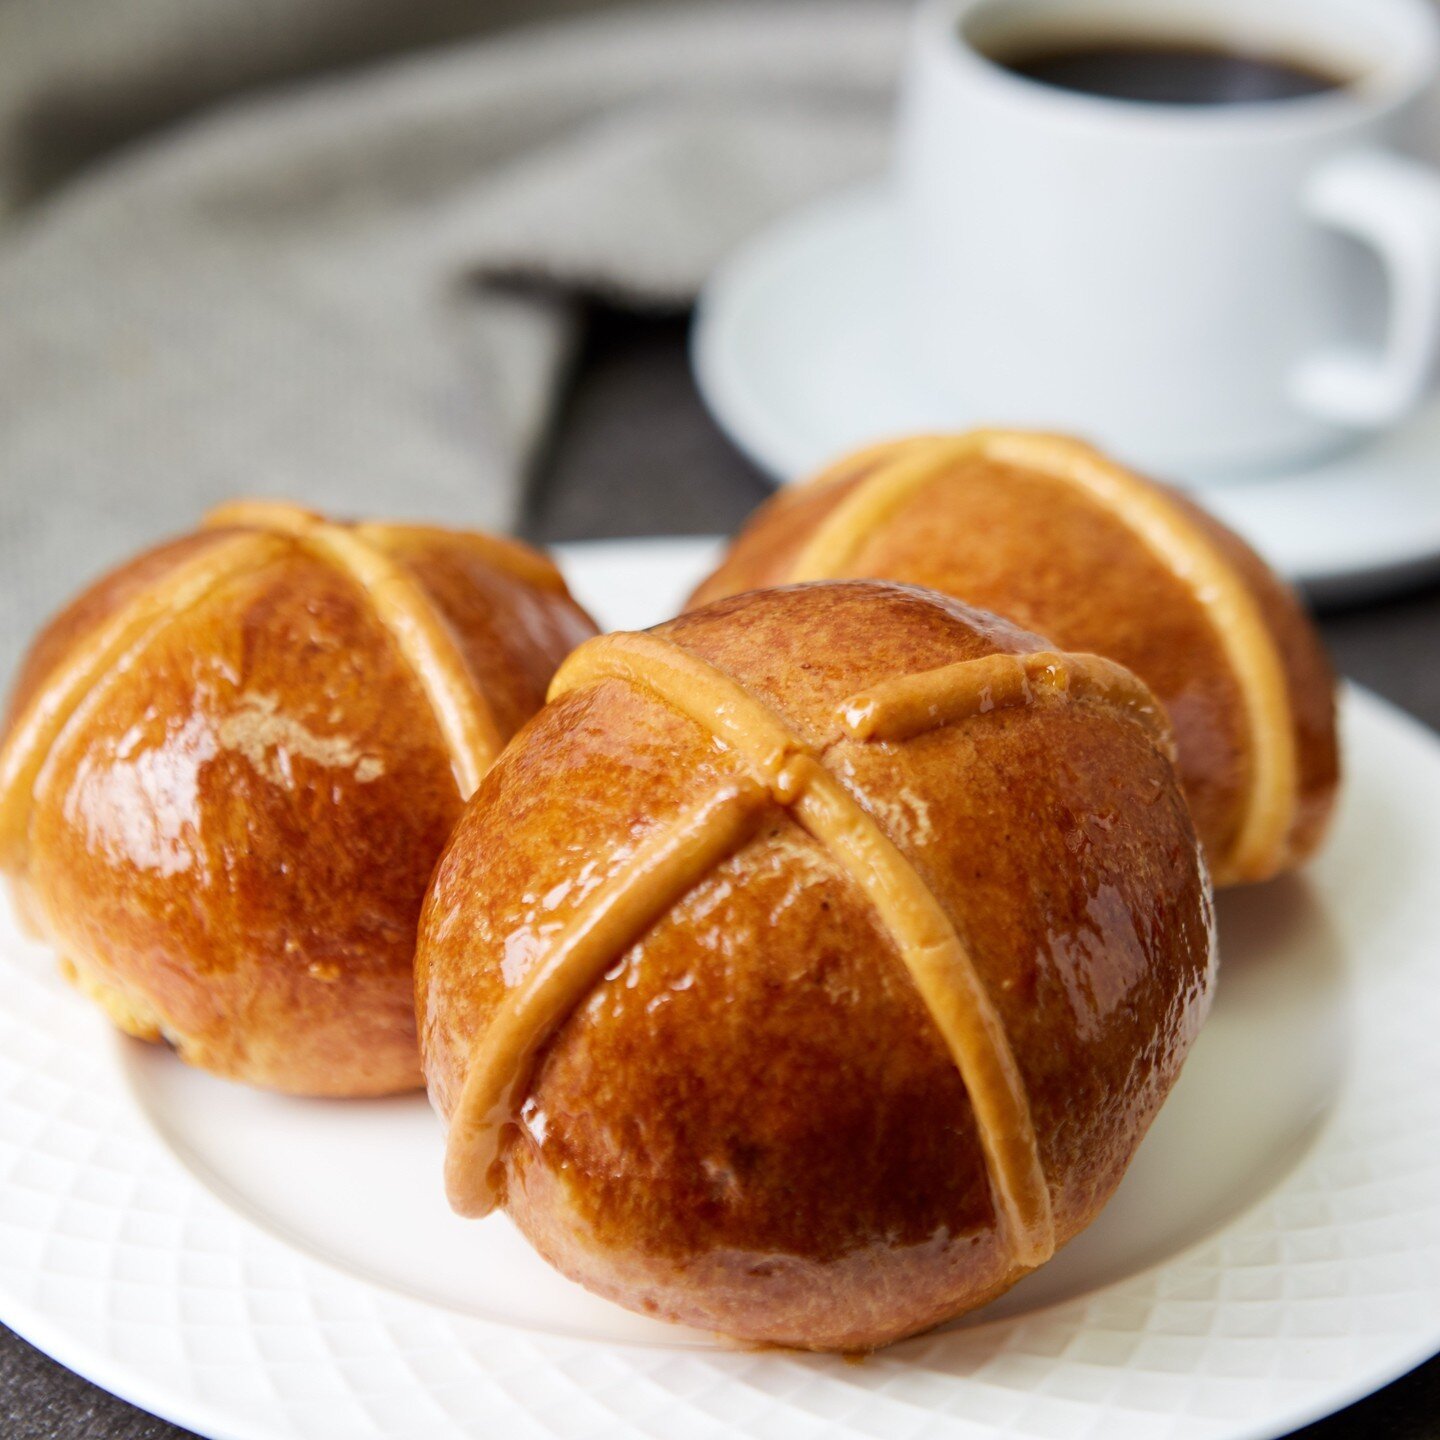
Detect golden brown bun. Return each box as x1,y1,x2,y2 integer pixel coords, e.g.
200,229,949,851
0,503,596,1097
689,432,1340,887
418,581,1214,1350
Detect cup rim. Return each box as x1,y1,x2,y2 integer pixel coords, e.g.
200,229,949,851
923,0,1440,139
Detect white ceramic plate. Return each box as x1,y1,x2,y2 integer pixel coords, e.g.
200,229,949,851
1,535,1438,1440
691,184,1440,607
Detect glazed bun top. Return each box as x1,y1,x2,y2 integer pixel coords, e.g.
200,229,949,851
421,580,1215,1292
0,500,593,864
689,432,1339,886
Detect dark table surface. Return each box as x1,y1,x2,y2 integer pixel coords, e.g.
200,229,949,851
3,310,1438,1439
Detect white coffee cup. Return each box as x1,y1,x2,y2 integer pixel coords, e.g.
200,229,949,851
896,0,1440,479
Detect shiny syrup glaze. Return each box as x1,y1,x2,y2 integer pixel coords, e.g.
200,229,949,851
417,582,1215,1350
446,629,1086,1267
689,431,1340,886
443,775,770,1218
0,504,596,1096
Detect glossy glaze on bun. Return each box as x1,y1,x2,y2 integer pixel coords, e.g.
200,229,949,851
689,432,1340,886
418,581,1214,1350
0,502,595,1097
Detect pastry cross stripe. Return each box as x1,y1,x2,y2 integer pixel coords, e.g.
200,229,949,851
443,629,1165,1270
203,502,502,797
841,648,1175,754
788,431,1300,886
352,522,568,597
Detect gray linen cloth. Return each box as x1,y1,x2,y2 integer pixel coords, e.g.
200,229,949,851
0,1,904,684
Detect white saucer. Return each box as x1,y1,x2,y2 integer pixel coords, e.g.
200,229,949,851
693,184,1440,607
1,536,1439,1440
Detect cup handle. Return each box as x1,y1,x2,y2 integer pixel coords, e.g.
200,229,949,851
1291,149,1440,428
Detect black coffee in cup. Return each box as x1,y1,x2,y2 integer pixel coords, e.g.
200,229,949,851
994,38,1347,105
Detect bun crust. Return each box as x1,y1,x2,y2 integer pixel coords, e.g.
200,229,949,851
689,433,1339,886
418,581,1214,1350
0,504,595,1097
